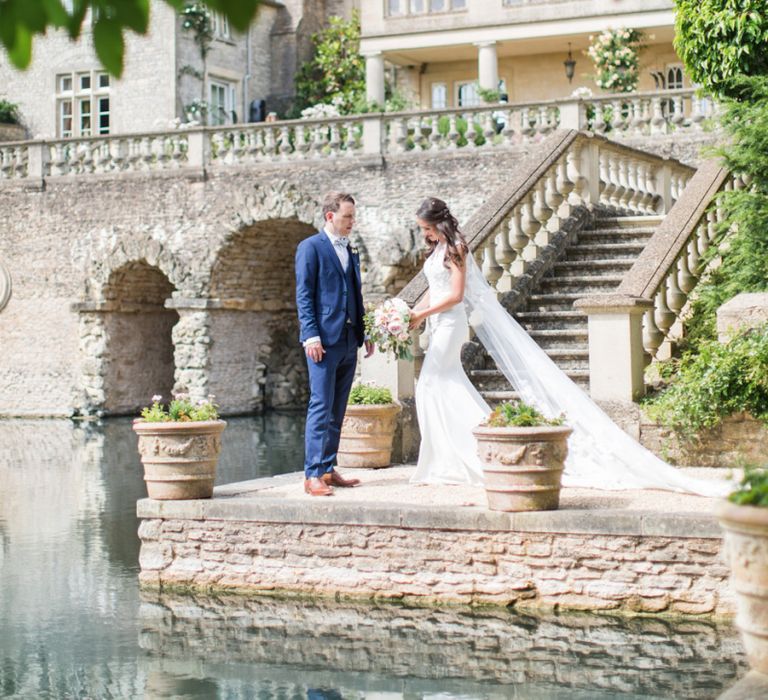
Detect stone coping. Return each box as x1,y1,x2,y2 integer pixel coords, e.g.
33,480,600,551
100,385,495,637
136,464,728,539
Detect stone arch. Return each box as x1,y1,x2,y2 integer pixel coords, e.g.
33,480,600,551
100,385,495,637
206,216,317,413
79,260,179,415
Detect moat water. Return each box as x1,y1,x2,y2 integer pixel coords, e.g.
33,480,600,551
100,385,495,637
0,416,750,699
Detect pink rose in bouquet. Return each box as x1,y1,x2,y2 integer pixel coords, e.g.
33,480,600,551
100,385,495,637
365,298,414,361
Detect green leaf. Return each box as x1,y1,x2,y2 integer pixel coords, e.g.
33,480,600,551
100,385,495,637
6,25,33,69
93,16,125,77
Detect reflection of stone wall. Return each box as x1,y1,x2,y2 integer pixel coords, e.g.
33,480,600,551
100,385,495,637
138,592,746,698
138,518,734,616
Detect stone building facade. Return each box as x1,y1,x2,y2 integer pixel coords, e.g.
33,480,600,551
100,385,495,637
0,0,358,139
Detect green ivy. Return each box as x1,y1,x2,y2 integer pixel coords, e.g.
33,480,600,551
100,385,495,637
644,324,768,437
674,0,768,98
348,383,393,405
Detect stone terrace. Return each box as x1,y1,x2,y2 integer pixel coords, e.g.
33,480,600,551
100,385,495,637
137,465,736,616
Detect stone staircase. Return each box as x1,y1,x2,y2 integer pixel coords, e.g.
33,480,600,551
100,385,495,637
469,213,664,404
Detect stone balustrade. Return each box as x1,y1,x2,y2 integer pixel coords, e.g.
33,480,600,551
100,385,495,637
575,160,737,401
0,89,710,183
364,130,693,424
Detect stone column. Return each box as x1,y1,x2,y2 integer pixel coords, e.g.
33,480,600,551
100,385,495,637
166,298,213,403
364,51,386,106
574,295,653,402
476,41,499,94
559,100,587,130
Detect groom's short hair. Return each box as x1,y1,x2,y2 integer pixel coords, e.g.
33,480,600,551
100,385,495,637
322,191,356,217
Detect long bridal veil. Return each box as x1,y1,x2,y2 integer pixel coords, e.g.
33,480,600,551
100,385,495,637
462,255,731,497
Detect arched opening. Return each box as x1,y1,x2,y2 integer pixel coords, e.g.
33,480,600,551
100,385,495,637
209,218,315,414
100,261,178,415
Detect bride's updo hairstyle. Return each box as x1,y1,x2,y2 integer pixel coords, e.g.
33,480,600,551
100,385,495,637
416,197,469,268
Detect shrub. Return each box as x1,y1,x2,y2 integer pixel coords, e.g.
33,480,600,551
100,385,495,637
728,468,768,506
0,100,20,125
644,324,768,437
348,383,393,405
484,400,565,428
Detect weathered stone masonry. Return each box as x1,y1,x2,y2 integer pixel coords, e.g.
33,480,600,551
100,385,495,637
137,507,734,617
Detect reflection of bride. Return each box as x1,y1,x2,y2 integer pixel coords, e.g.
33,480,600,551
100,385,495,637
407,197,728,497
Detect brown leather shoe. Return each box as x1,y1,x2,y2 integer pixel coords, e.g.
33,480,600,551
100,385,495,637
304,477,333,496
322,470,360,488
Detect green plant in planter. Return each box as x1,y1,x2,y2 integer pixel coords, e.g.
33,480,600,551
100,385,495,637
0,100,21,125
348,383,393,405
728,468,768,506
140,393,220,422
485,400,565,427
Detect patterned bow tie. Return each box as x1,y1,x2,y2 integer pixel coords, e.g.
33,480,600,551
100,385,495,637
334,237,349,247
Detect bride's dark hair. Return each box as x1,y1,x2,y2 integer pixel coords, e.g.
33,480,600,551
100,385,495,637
416,197,469,268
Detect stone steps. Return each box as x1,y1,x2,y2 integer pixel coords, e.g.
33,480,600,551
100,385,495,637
467,212,664,402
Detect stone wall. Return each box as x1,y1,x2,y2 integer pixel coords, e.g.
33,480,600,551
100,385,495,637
138,592,746,698
137,517,734,616
0,144,532,417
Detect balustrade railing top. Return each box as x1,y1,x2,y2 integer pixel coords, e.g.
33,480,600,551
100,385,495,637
0,88,714,183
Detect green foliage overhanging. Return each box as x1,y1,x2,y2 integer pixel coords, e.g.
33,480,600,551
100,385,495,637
674,0,768,98
681,76,768,352
0,0,262,77
644,324,768,437
729,468,768,505
485,401,565,428
292,11,365,117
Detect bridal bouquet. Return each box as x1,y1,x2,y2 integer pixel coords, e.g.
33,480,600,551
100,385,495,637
364,298,414,361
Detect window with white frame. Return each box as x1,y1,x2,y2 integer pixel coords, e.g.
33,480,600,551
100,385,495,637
211,11,230,40
431,82,448,109
456,81,480,107
387,0,465,15
209,79,236,125
56,70,110,137
666,64,684,90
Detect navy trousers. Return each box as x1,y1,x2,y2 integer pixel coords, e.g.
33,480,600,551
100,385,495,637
303,326,358,478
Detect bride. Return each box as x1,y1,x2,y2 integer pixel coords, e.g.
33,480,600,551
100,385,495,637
407,197,728,497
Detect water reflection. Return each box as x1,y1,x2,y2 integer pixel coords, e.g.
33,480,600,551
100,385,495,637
0,416,752,699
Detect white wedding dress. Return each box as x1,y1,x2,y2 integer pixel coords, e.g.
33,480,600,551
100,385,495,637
411,242,730,497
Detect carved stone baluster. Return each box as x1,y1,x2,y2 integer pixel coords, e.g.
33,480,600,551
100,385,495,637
426,116,441,150
494,217,516,292
250,129,266,161
156,136,173,169
110,138,126,171
0,148,12,179
626,160,642,213
533,179,553,246
672,96,685,128
618,157,632,211
520,107,534,141
598,151,612,207
447,114,460,149
211,132,225,164
465,114,479,148
678,249,697,294
482,112,496,147
706,209,718,243
650,96,666,134
666,262,687,317
695,222,710,268
654,283,676,343
508,207,529,277
388,117,404,153
411,117,425,151
593,103,606,134
556,155,574,216
140,136,155,169
80,140,95,173
482,235,504,291
611,99,624,133
643,308,664,361
520,192,541,264
630,99,644,135
327,122,341,157
275,126,290,159
501,108,515,146
691,96,705,130
566,142,587,206
608,154,623,210
687,231,702,276
343,120,357,155
293,125,308,159
310,124,326,158
544,167,564,230
229,131,244,163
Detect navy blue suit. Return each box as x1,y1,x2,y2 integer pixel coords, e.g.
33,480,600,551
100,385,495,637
295,231,365,478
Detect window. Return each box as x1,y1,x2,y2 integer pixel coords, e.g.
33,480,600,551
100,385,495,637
457,81,480,107
209,79,236,125
431,82,447,109
387,0,464,15
55,70,110,137
666,64,684,90
212,11,230,40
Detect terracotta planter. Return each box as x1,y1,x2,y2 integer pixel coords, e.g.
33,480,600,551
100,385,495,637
338,403,402,468
717,500,768,674
472,424,572,512
133,419,226,499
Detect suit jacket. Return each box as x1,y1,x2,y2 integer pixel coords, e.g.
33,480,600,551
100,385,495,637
295,231,365,348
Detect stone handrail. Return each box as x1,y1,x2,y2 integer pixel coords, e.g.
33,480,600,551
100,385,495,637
0,88,712,183
574,160,737,401
399,129,694,306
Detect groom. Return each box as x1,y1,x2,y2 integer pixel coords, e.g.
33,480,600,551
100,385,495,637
295,192,373,496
